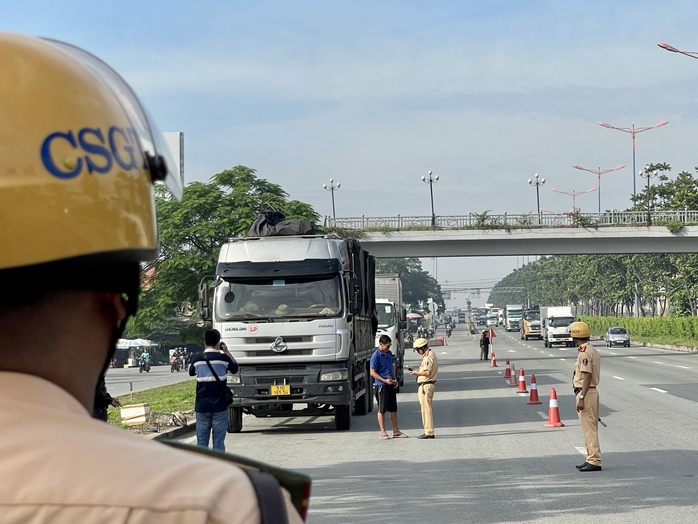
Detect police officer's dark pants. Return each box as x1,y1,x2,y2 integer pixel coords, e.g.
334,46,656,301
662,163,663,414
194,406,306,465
577,389,601,465
480,347,489,360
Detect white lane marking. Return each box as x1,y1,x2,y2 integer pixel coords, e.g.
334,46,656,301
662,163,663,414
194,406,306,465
653,361,663,365
575,446,587,456
613,376,625,381
560,358,566,361
549,354,555,357
537,411,547,420
628,356,637,359
677,365,691,370
651,387,667,393
609,352,617,355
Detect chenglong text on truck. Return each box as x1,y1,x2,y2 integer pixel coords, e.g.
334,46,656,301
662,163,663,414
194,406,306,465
199,229,377,432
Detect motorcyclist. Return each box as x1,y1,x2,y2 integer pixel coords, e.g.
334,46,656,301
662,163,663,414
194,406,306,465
446,324,453,337
140,350,151,371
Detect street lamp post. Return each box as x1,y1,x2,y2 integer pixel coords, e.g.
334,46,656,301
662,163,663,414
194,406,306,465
658,42,698,60
638,164,657,225
550,187,597,213
421,170,439,227
571,164,625,213
597,120,668,196
322,178,341,219
527,173,545,224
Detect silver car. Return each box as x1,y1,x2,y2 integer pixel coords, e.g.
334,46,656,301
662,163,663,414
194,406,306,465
605,326,630,347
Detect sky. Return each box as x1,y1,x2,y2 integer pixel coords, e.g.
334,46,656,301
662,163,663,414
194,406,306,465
6,1,698,307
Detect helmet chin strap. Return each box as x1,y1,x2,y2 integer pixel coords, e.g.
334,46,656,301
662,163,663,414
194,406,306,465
98,286,140,383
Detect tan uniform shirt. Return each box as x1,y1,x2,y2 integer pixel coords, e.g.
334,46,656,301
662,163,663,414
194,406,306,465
417,349,438,383
573,342,601,388
0,372,302,524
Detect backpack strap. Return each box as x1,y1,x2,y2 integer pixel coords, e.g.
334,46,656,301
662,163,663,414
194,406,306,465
244,469,290,524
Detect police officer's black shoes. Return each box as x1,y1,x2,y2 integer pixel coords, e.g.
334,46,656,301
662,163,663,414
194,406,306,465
578,463,602,472
418,434,435,439
575,462,588,469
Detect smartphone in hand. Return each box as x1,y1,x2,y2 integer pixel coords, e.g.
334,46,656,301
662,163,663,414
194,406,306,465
408,367,414,372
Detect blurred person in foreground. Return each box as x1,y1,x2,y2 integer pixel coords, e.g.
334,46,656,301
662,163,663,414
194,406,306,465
0,32,304,522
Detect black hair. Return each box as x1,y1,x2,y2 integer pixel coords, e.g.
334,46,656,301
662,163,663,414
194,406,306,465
378,334,392,345
205,329,222,347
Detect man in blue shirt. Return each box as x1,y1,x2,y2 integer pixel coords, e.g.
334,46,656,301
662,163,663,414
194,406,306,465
370,335,408,439
189,329,238,451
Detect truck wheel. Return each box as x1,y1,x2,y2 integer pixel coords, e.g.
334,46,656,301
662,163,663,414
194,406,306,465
335,405,351,430
227,407,243,433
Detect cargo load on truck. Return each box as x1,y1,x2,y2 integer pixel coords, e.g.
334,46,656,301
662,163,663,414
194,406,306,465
199,216,377,432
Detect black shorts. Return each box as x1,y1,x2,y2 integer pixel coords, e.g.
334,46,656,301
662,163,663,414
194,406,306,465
375,384,398,413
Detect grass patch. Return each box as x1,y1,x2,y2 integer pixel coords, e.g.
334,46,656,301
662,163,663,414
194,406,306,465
108,379,196,426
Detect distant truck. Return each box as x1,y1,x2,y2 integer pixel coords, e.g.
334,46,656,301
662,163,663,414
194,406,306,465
374,273,406,391
520,306,541,340
504,304,524,332
489,307,501,326
199,230,377,432
540,306,577,348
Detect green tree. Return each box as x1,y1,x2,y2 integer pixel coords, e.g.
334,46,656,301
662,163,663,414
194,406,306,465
126,166,320,341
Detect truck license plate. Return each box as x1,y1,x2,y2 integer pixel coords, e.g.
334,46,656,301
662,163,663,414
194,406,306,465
271,385,291,396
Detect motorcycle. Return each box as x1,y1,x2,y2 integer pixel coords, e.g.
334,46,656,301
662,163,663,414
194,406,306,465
170,356,181,373
139,357,151,373
446,325,452,337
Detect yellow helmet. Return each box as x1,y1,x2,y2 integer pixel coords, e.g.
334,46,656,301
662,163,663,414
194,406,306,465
569,321,590,339
0,32,182,272
413,338,429,350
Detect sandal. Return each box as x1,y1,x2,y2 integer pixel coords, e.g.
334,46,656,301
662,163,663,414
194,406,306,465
392,432,409,438
380,434,391,440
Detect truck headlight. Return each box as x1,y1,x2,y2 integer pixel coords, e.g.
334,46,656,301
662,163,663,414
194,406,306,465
227,375,241,385
320,370,348,381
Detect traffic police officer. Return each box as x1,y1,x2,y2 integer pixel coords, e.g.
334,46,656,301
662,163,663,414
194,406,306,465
0,32,304,522
410,338,439,439
570,321,602,471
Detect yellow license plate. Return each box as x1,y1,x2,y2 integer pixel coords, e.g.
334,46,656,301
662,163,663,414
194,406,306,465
271,385,291,396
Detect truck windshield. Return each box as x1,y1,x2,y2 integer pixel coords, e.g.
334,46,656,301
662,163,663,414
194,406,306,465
376,304,395,328
214,274,343,321
527,311,541,321
549,316,575,327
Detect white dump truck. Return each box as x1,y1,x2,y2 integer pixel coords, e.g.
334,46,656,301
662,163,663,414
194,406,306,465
199,229,377,432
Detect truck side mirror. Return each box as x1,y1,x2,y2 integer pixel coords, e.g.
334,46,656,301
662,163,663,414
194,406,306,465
198,278,211,321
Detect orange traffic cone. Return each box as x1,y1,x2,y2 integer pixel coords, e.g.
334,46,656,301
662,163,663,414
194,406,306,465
517,367,528,394
490,351,498,367
544,387,565,427
527,374,542,405
508,364,517,386
504,359,511,379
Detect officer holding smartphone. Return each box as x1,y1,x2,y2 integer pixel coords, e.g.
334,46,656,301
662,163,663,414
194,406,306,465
410,338,439,439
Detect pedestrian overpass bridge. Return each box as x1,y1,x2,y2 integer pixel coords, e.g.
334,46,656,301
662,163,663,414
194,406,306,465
325,210,698,258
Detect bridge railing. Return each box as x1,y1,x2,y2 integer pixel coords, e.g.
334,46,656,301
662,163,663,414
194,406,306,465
325,210,698,230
